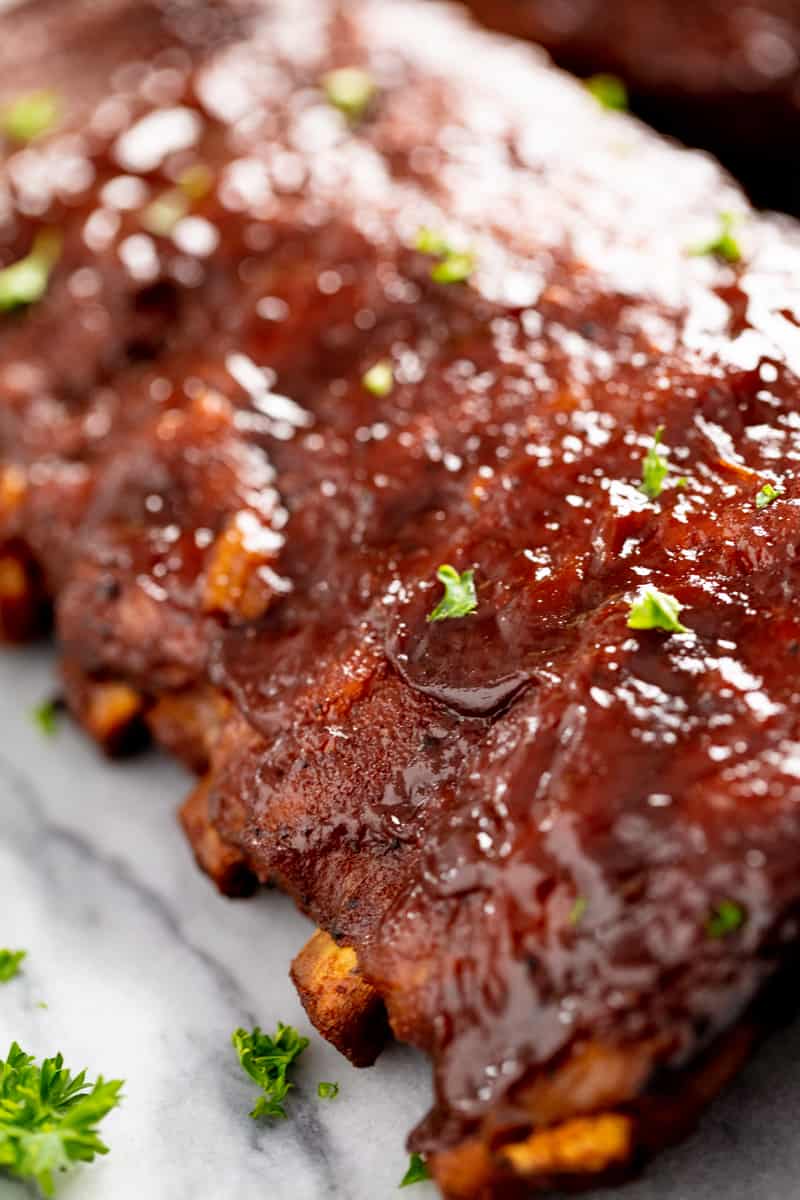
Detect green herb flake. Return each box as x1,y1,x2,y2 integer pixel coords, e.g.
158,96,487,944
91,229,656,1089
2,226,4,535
414,228,475,285
585,74,628,112
362,360,394,397
0,229,62,313
0,949,26,983
639,426,669,500
707,900,745,939
178,163,214,201
143,164,214,236
414,227,450,257
755,482,782,510
691,211,742,264
140,189,188,237
317,1081,339,1100
400,1152,431,1187
0,90,60,143
322,67,375,122
430,251,475,285
569,897,587,927
231,1023,309,1120
627,585,689,634
31,699,59,737
427,565,478,623
0,1041,123,1196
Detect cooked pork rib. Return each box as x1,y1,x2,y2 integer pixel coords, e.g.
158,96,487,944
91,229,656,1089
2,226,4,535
463,0,800,213
5,1,800,1196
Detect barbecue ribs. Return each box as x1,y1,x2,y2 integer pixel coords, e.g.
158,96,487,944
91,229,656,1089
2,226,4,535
4,1,800,1197
463,0,800,213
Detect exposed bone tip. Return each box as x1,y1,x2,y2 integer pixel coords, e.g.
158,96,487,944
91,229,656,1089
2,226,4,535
291,929,389,1067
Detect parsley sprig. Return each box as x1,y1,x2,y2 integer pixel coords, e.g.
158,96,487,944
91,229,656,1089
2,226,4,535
0,1042,123,1197
691,212,742,264
627,585,688,634
400,1152,431,1187
0,91,60,143
585,74,628,112
232,1024,309,1120
0,951,26,983
141,189,188,237
362,361,394,397
31,700,59,737
755,482,782,510
0,945,25,984
639,427,669,500
427,565,478,623
323,67,375,122
0,230,62,313
707,900,745,939
142,164,214,237
414,228,475,284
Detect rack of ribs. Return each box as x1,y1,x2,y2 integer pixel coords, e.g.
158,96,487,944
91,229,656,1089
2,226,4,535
4,0,800,1196
462,0,800,213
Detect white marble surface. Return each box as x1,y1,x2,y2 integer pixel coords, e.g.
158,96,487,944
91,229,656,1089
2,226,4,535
2,644,800,1199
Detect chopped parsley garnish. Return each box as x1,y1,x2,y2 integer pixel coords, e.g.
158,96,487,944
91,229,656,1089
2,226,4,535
0,950,26,983
639,426,669,500
400,1153,431,1187
414,227,450,256
755,482,782,510
569,897,587,926
143,164,214,236
691,212,742,264
627,585,688,634
231,1023,309,1120
0,230,62,313
141,189,188,237
322,67,375,122
414,228,475,285
317,1081,339,1100
31,699,59,737
427,565,478,623
585,74,628,112
0,90,60,143
177,163,214,201
707,900,745,939
430,252,475,285
362,360,394,397
0,1041,123,1196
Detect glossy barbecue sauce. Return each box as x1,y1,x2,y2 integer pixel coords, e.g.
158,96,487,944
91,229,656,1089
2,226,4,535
6,0,800,1177
465,0,800,214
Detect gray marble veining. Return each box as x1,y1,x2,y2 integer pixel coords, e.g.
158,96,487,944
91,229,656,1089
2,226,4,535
1,645,799,1199
0,646,434,1200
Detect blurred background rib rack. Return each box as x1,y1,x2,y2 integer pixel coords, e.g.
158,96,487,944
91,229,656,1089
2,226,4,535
462,0,800,215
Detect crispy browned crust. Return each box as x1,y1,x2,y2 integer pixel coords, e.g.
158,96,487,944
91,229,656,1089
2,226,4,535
147,685,231,775
0,469,48,639
202,512,281,623
286,938,753,1195
425,1017,758,1198
291,930,389,1068
0,545,47,642
59,658,148,756
180,777,258,899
